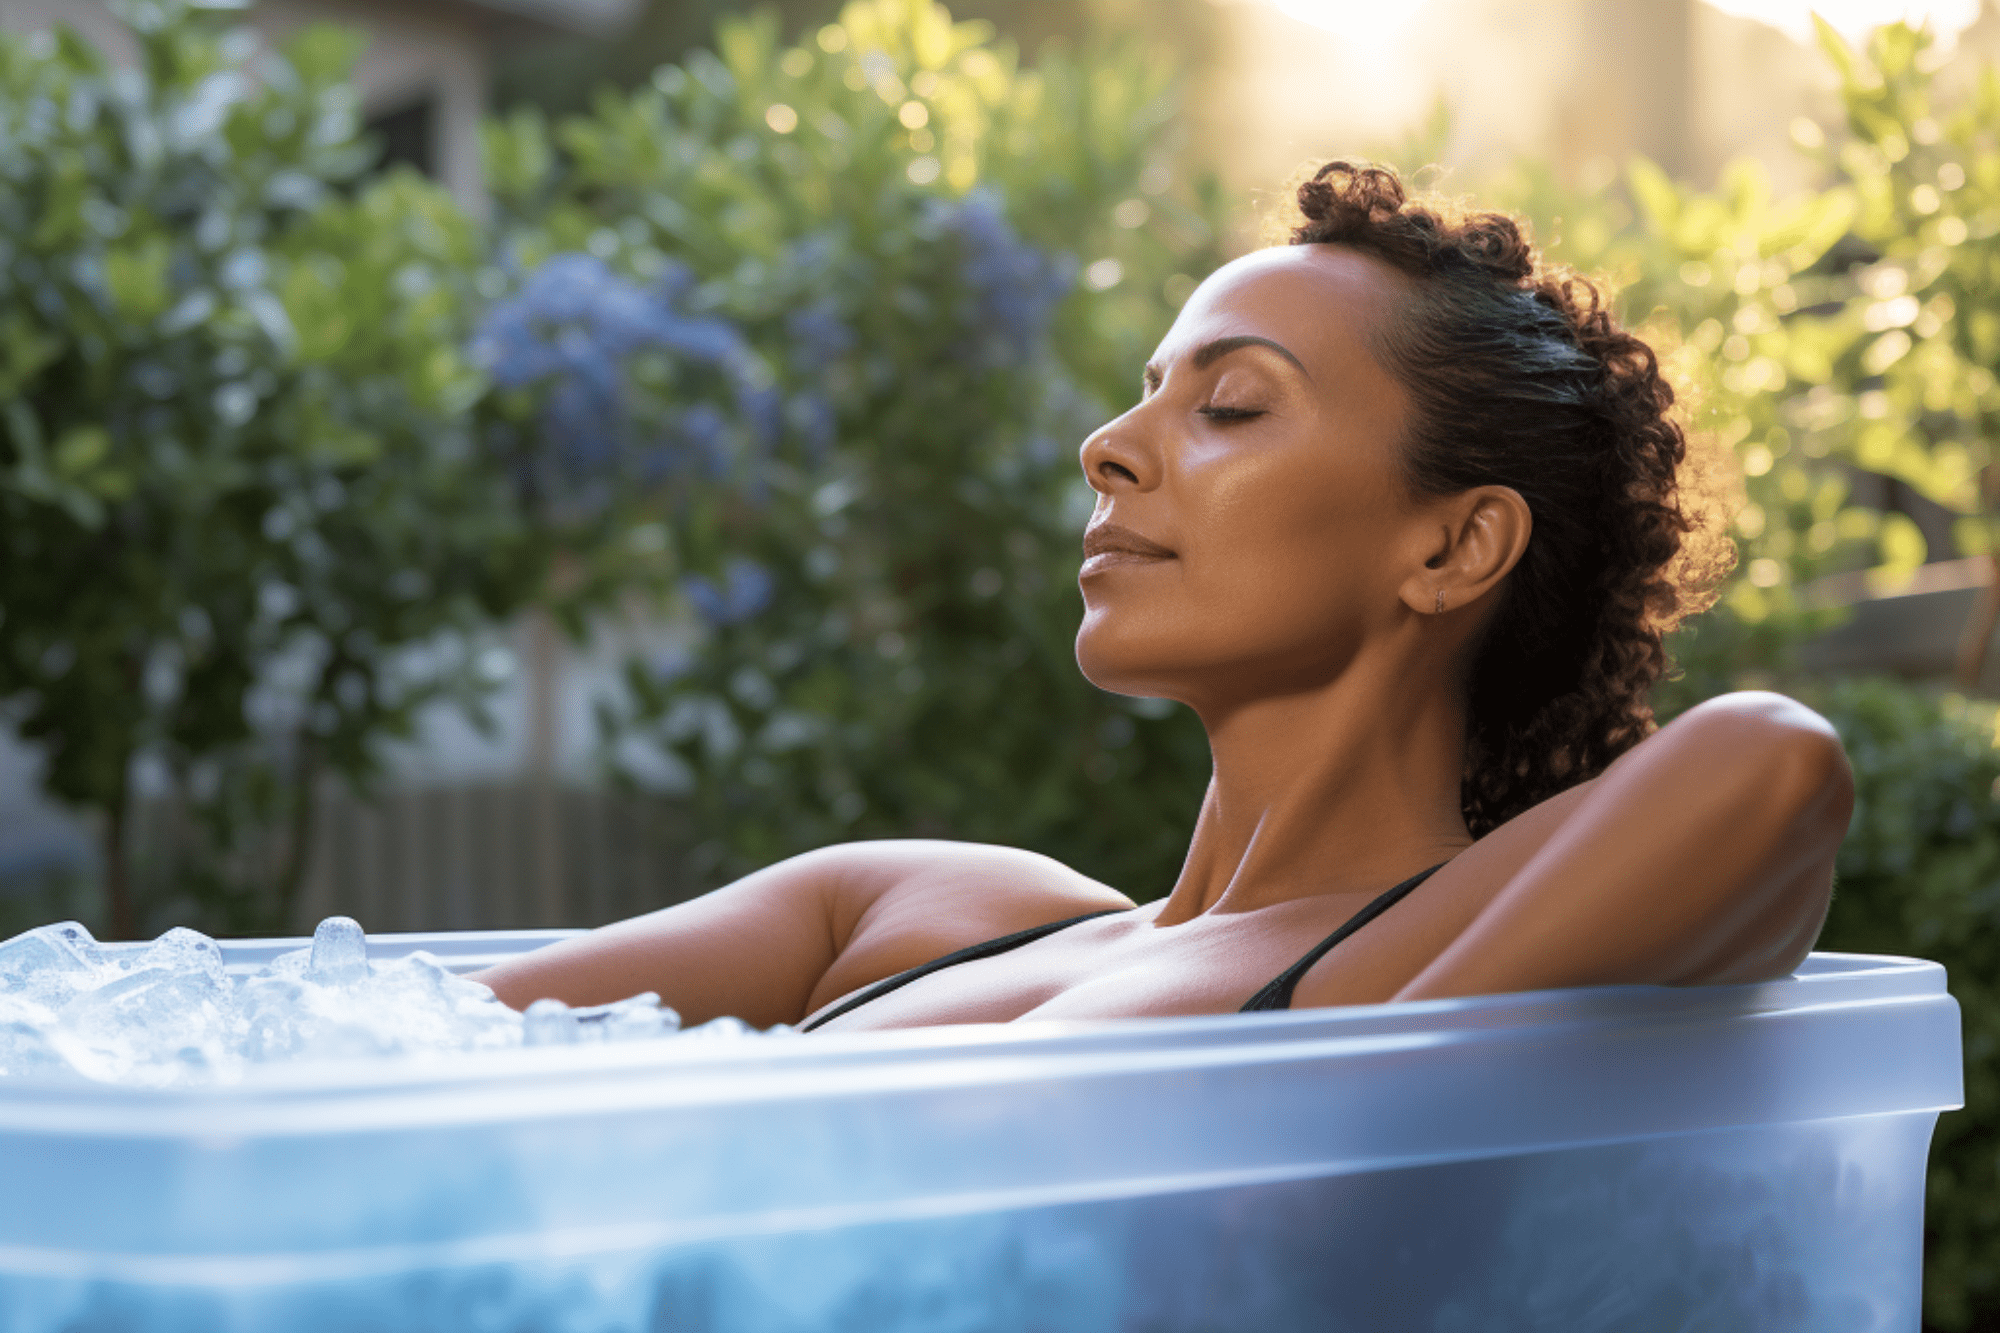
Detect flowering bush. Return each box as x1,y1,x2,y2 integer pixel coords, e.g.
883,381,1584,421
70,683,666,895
473,252,768,516
0,0,1230,930
486,0,1229,888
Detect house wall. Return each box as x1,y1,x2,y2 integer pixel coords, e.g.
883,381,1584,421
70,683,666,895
0,0,494,208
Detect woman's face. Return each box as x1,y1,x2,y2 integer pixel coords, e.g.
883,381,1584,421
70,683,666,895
1075,244,1434,709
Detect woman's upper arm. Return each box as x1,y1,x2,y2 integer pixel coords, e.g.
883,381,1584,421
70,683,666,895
1390,691,1852,1003
470,840,1131,1026
470,843,863,1026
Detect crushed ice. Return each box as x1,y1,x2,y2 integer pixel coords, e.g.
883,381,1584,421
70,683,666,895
0,916,779,1087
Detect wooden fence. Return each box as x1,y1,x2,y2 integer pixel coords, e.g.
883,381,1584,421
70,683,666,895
111,783,710,937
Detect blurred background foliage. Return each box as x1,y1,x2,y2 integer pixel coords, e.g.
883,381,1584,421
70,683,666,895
0,8,548,938
1464,29,2000,1321
478,0,1229,891
5,0,2000,1324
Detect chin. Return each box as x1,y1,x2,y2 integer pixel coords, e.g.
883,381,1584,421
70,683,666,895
1074,614,1185,700
1074,617,1133,695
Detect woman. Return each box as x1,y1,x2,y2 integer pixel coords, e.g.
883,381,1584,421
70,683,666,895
475,162,1851,1033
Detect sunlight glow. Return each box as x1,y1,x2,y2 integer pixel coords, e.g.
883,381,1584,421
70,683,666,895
1265,0,1431,55
1266,0,1982,49
1698,0,1981,45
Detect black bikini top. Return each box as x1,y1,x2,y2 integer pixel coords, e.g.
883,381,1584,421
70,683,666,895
799,862,1446,1033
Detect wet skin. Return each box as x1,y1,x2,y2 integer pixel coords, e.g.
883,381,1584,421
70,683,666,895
474,245,1851,1032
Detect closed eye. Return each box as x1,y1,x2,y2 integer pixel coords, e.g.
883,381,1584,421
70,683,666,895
1198,405,1263,422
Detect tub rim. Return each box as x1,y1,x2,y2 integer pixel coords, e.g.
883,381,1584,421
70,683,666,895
0,937,1960,1119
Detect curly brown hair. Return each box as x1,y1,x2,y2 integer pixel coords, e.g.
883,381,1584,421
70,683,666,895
1289,160,1731,837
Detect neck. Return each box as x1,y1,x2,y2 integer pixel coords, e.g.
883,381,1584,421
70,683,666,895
1155,640,1474,923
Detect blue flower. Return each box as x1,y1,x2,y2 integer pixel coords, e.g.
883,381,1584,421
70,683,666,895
787,392,837,461
676,403,733,477
683,558,775,626
471,252,757,500
738,384,783,450
920,190,1074,370
784,298,854,373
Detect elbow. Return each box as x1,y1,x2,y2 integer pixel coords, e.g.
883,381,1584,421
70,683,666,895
1761,711,1854,847
1796,729,1854,843
1672,691,1853,837
1661,694,1850,984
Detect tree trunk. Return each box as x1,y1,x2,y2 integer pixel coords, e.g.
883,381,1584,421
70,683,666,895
104,797,136,941
270,740,321,935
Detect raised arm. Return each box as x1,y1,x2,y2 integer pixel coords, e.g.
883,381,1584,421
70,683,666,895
1390,691,1852,1003
470,840,1132,1026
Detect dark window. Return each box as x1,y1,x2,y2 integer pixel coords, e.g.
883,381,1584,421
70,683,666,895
366,95,437,179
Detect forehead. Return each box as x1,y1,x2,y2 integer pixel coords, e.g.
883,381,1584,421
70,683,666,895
1153,244,1405,386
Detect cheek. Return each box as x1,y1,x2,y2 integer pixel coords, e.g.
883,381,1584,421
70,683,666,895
1182,453,1398,636
1077,449,1404,694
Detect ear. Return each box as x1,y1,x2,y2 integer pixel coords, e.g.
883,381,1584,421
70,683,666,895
1398,486,1532,617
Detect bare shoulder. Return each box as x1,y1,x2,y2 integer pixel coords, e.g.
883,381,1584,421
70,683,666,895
1383,689,1852,1005
1607,691,1853,834
1663,689,1846,750
806,840,1136,1010
1444,690,1848,883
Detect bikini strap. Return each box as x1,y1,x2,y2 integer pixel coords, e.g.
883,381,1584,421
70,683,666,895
800,908,1126,1033
1238,862,1447,1013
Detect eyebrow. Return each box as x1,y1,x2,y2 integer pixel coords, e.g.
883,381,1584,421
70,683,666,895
1145,334,1311,385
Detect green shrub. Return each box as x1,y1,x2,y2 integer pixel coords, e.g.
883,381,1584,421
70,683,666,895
488,1,1230,894
1804,677,2000,1331
0,4,547,933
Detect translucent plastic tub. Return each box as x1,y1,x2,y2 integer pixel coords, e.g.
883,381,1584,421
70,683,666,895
0,932,1963,1333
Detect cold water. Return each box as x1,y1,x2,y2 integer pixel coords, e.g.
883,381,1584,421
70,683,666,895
0,917,768,1087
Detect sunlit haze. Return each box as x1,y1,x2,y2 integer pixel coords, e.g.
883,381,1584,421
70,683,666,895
1269,0,1983,47
1701,0,1981,43
1267,0,1430,53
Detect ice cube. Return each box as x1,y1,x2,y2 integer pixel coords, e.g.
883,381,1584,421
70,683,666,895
307,917,368,985
374,952,519,1045
0,1017,76,1081
0,914,782,1086
0,922,113,1010
257,950,521,1061
131,927,228,987
523,997,580,1047
0,922,104,980
266,948,310,976
572,992,681,1043
55,964,237,1086
681,1015,755,1041
238,968,405,1065
236,972,305,1062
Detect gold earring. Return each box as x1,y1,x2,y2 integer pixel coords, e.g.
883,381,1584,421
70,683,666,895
1435,589,1445,614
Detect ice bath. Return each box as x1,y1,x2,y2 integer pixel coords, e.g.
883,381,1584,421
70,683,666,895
0,919,762,1089
0,926,1963,1333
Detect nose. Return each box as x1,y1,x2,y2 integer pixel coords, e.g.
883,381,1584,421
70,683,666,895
1079,407,1160,496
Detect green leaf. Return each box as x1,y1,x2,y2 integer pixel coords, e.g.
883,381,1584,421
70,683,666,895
1814,13,1859,83
1626,157,1681,234
0,316,66,398
104,236,172,323
51,425,109,477
1763,188,1856,270
281,22,362,88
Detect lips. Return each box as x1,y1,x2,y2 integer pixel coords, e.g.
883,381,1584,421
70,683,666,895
1081,522,1175,573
